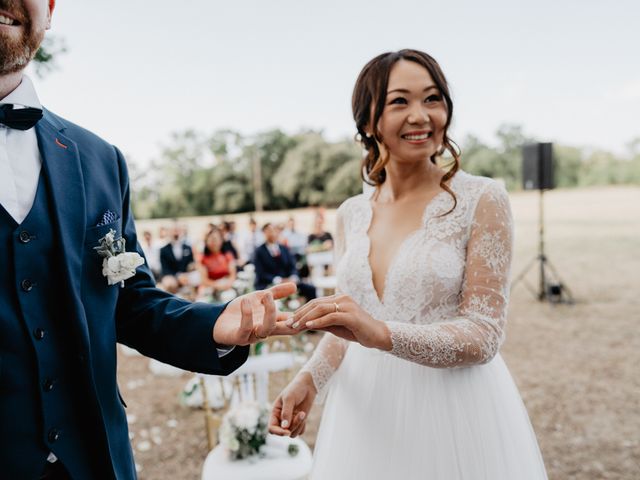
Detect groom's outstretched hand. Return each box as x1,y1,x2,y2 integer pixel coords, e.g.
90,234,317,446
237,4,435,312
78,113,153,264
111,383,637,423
213,283,299,346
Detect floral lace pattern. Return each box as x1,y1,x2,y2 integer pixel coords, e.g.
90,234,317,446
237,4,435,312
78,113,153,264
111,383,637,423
302,171,514,390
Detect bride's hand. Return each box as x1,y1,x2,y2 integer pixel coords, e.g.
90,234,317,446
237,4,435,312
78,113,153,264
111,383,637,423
269,372,317,438
287,295,392,351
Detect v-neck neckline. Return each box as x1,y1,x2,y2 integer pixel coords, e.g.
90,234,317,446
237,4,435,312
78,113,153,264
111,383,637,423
362,174,459,307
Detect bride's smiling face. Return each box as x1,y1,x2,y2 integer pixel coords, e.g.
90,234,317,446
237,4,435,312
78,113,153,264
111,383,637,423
374,59,447,166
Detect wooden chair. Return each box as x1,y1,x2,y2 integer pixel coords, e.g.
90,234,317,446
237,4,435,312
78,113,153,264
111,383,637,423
198,336,301,451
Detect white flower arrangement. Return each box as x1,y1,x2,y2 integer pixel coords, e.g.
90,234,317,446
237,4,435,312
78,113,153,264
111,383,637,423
94,229,145,287
219,401,269,460
219,401,300,461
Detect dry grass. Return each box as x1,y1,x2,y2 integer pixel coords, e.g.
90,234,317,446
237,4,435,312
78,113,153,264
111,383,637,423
120,185,640,480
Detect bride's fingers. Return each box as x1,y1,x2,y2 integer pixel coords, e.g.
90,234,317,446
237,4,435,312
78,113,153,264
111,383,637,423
269,399,291,436
268,422,291,436
285,301,316,326
280,395,295,430
288,410,306,434
291,302,338,329
291,418,307,438
289,411,307,436
271,321,301,336
286,296,335,326
304,312,350,330
269,398,282,424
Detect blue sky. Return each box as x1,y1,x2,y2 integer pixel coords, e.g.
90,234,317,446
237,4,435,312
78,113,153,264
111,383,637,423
30,0,639,167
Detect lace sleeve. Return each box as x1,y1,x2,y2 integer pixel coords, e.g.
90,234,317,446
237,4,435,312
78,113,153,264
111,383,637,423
386,181,513,368
299,206,349,394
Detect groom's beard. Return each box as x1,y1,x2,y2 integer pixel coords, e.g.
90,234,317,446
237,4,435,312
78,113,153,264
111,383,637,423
0,0,46,74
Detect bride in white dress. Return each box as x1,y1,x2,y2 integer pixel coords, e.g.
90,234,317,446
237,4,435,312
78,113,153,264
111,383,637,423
269,49,548,479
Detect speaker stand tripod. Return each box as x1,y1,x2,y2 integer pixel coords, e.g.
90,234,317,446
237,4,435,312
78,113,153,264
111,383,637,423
511,189,574,304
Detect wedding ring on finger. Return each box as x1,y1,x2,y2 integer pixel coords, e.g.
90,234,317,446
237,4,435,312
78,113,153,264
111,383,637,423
334,302,341,313
253,326,268,340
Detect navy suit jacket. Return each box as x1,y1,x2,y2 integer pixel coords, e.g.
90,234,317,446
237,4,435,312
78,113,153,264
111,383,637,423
1,109,249,478
253,243,298,290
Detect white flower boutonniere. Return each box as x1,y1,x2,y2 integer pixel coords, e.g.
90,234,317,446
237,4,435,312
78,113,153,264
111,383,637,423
94,229,145,287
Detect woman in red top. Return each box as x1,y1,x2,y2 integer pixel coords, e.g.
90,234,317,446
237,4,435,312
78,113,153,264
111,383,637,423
199,226,237,293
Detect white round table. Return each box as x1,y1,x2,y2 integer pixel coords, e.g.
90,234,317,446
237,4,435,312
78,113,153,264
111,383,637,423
201,435,312,480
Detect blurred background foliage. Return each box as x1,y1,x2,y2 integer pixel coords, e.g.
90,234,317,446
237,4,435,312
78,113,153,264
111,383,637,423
130,124,640,219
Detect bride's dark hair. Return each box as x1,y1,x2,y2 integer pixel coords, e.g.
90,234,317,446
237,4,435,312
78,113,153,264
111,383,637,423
352,49,460,211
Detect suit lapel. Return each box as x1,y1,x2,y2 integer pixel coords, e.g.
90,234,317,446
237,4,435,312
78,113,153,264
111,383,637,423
36,111,92,349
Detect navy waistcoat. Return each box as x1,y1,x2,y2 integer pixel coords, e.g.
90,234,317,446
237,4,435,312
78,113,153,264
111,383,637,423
0,171,111,479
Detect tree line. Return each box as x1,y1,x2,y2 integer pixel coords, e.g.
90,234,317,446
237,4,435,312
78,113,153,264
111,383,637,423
129,124,640,219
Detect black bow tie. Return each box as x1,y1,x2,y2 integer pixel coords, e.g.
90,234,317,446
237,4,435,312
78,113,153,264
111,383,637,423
0,104,43,130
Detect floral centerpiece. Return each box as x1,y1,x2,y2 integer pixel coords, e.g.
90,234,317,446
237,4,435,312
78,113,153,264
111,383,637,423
219,401,270,460
219,401,300,461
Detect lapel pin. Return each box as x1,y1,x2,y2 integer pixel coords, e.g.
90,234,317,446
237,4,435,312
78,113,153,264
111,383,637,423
55,138,68,149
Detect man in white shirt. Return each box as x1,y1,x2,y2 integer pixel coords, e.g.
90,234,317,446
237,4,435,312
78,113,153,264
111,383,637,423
0,2,296,479
239,216,265,266
140,230,162,278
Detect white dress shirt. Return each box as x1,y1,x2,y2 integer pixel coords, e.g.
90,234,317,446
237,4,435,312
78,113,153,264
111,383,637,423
0,75,43,224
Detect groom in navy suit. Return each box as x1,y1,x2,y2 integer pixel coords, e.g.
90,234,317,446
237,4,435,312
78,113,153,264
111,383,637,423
0,2,295,479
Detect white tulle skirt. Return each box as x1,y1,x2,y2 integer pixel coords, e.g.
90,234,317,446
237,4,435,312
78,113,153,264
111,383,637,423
311,344,548,480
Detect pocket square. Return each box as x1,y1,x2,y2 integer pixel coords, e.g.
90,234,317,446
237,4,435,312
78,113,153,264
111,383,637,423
96,210,118,227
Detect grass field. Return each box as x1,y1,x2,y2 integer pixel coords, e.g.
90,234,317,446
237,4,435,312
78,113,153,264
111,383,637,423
123,185,640,480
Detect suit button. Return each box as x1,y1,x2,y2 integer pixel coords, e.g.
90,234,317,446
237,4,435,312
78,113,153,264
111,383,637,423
33,328,46,340
21,279,34,292
19,230,32,243
43,379,55,392
48,428,60,443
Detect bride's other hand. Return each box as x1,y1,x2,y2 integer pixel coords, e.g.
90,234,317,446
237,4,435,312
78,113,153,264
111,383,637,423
269,372,317,437
287,295,392,351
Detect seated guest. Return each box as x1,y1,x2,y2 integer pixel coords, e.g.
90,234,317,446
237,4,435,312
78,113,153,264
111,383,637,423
220,221,240,260
159,223,195,292
140,229,163,280
282,216,310,278
254,223,316,302
239,216,265,267
199,226,237,293
307,210,334,253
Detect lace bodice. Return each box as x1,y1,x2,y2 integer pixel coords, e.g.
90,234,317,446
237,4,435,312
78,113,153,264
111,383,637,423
301,171,514,394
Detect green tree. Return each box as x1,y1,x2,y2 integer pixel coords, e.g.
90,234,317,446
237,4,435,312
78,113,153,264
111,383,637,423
33,36,67,77
553,145,583,188
251,129,298,210
272,133,362,207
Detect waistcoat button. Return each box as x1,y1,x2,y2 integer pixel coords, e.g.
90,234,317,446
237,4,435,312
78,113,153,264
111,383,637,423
48,429,60,443
33,328,46,340
43,379,55,392
19,230,32,243
21,279,34,292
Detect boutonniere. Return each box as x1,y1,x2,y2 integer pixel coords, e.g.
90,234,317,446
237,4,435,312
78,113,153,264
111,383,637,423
94,229,145,287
